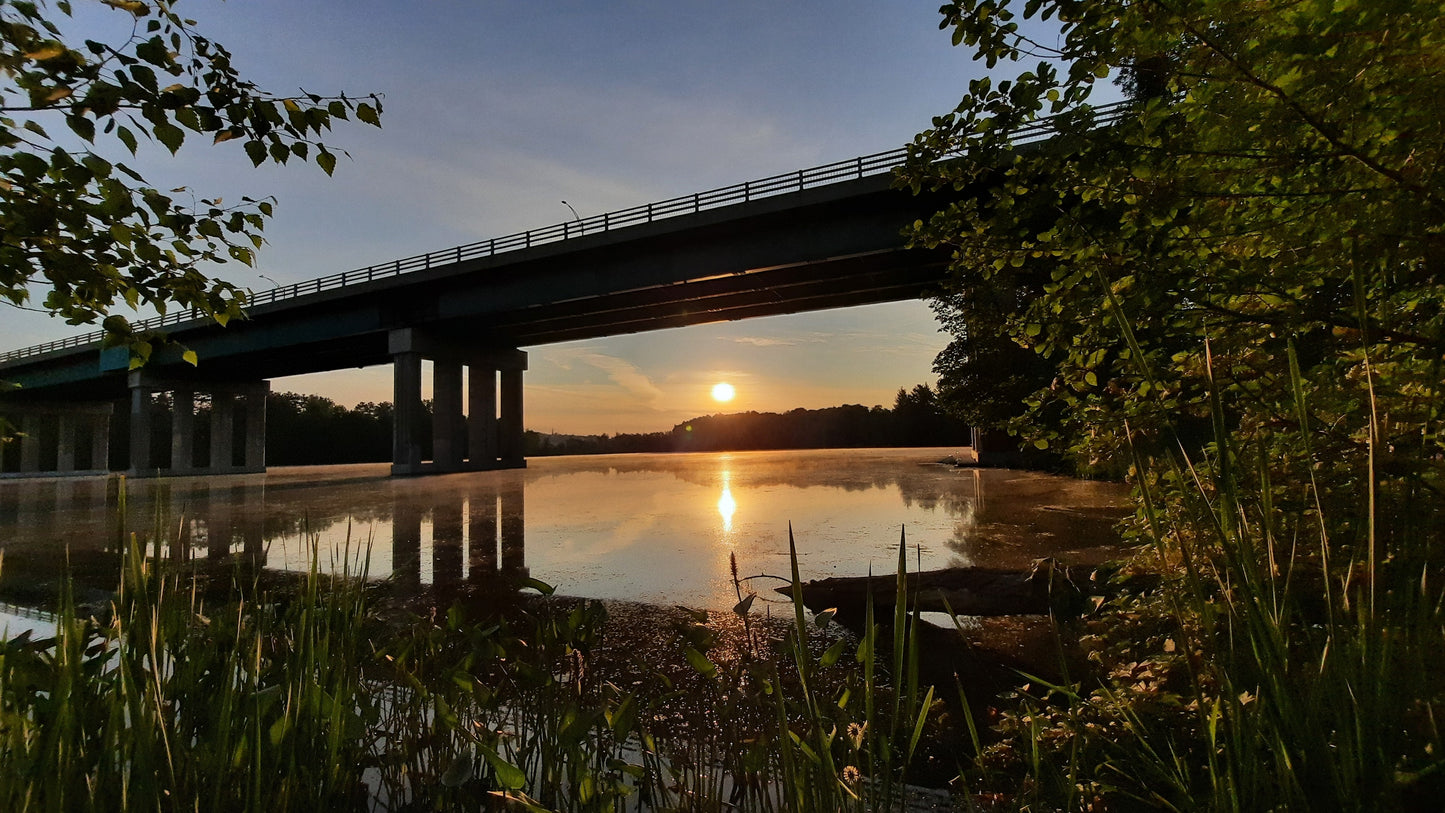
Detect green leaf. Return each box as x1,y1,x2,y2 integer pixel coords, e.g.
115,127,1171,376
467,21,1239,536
181,349,198,366
153,121,184,153
478,745,527,790
117,125,139,154
356,102,380,126
439,752,472,788
316,148,336,176
683,646,718,679
244,140,266,166
819,638,848,668
517,576,555,595
67,114,95,142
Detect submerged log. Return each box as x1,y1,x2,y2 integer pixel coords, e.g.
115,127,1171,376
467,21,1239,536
776,558,1086,618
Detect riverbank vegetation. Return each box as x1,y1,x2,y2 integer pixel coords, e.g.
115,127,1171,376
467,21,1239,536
253,383,970,466
903,0,1444,808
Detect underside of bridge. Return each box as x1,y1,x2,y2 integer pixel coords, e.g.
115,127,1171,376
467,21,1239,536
0,171,954,478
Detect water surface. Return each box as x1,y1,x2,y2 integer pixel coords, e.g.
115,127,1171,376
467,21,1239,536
0,449,1130,610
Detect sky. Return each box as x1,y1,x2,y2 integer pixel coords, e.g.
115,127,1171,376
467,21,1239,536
4,1,1004,435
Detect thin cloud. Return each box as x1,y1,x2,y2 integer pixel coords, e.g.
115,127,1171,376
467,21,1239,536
729,336,796,347
542,347,665,406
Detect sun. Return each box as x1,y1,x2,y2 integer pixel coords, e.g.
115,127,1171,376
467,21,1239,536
711,382,736,403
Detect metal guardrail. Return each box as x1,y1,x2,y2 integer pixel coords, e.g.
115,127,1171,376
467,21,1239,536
0,102,1130,365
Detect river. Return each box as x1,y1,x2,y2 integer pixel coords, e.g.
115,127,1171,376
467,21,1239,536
0,448,1130,612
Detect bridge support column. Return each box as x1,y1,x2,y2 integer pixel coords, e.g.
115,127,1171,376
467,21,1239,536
92,411,111,473
123,372,270,478
128,385,155,475
389,328,527,476
243,385,268,473
55,415,76,473
433,360,464,471
0,402,115,478
172,388,196,474
468,366,497,466
19,415,41,473
209,393,234,473
499,368,525,468
392,351,425,475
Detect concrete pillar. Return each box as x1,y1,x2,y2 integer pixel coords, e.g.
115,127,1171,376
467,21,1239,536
242,385,268,472
209,393,234,472
392,352,424,475
432,360,464,471
468,487,498,579
129,387,153,473
468,366,497,468
499,368,525,467
55,415,76,473
171,388,195,473
90,410,111,472
19,415,41,473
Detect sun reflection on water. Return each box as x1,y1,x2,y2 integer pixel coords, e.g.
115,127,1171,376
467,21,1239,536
717,466,736,534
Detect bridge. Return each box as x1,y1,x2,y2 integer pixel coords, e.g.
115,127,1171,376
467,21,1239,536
0,106,1123,478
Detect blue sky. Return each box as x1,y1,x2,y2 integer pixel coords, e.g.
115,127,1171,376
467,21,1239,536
5,1,1002,434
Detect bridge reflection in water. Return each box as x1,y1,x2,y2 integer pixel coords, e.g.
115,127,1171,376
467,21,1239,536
0,466,531,593
0,450,1131,610
388,477,526,589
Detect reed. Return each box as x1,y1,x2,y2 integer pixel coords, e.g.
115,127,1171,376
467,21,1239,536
956,330,1445,809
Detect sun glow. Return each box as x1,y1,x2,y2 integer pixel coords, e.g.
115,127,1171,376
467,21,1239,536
712,382,735,402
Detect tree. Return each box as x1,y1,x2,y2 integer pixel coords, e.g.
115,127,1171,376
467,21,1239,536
902,1,1444,807
1,0,381,364
905,0,1443,480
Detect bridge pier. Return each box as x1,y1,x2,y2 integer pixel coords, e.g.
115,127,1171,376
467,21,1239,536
0,402,113,478
389,328,527,476
124,372,269,477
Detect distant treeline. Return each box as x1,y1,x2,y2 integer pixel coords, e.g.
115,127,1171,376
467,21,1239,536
530,385,970,456
262,384,970,466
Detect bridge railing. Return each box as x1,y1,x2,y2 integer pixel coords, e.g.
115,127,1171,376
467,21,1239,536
0,101,1130,365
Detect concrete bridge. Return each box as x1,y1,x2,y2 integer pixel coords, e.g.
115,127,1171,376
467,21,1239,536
0,106,1124,478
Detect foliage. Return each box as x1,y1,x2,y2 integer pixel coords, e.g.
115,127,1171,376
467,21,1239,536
906,0,1444,476
904,0,1445,808
265,391,393,465
0,0,381,360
